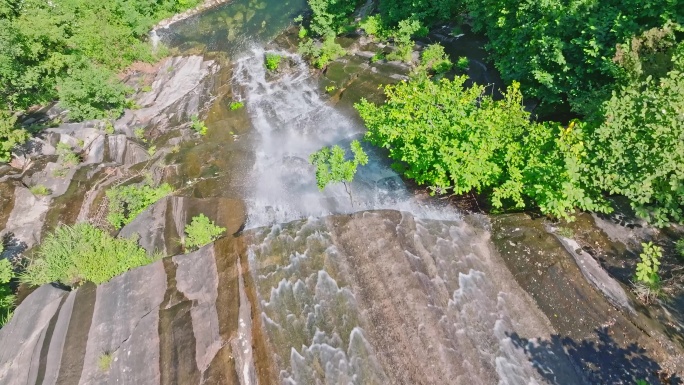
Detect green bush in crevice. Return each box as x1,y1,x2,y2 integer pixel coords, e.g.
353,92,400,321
21,223,159,286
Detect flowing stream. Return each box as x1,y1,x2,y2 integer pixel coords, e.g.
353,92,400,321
229,49,584,383
163,3,591,384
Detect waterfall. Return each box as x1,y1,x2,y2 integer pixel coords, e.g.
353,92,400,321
150,29,160,51
231,48,584,384
232,47,458,229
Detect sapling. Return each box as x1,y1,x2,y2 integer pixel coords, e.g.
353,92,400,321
309,140,368,206
636,242,662,287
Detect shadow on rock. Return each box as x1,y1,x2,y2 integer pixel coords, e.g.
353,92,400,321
509,327,681,385
1,232,27,262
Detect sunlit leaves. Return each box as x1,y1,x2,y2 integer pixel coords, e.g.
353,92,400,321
310,140,368,191
356,75,609,219
585,46,684,225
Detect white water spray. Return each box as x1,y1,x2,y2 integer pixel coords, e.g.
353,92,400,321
233,47,458,228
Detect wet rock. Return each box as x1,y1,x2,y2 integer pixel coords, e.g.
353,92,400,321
117,56,219,135
23,162,78,198
78,263,167,385
490,213,684,383
106,135,149,166
2,210,682,385
119,196,246,256
554,233,635,315
0,181,17,231
0,240,245,385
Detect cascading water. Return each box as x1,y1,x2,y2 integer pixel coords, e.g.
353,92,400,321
232,48,455,229
231,48,587,384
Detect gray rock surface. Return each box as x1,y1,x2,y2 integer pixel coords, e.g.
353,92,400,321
1,211,682,385
0,285,68,384
117,56,219,134
555,234,636,315
78,262,167,385
1,186,50,250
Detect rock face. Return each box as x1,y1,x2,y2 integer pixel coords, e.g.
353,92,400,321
2,210,680,385
117,56,219,135
0,191,245,385
0,55,218,262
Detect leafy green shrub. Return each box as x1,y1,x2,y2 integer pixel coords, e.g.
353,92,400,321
57,61,132,121
299,27,309,39
583,52,684,226
0,259,15,327
21,223,156,286
310,140,368,205
229,101,244,110
30,184,50,196
359,15,388,38
386,45,413,63
635,242,662,288
56,143,80,167
184,214,226,250
307,0,357,37
371,52,385,63
134,127,145,140
420,44,453,73
0,111,29,163
190,115,208,136
382,19,424,63
456,56,469,71
675,239,684,260
265,53,282,71
355,76,608,219
106,182,173,229
104,120,115,135
299,37,346,68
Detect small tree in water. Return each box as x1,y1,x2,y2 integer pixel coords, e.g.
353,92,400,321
310,140,368,206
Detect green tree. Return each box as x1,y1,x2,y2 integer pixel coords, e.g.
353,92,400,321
356,75,608,219
583,44,684,225
464,0,683,114
310,140,369,205
378,0,460,25
0,0,200,125
57,61,131,121
307,0,358,37
0,110,28,162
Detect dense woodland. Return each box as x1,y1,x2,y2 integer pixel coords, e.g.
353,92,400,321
302,0,684,226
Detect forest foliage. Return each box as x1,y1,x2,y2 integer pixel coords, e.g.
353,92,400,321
0,0,201,161
302,0,684,224
356,77,608,219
